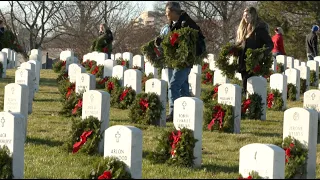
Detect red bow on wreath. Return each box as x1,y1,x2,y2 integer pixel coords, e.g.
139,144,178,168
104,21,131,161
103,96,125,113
66,84,76,99
267,93,274,108
119,89,130,101
63,72,68,78
89,61,93,69
102,47,108,53
238,175,252,179
202,63,209,71
99,77,109,85
253,65,261,73
121,60,126,66
72,99,83,115
170,130,182,156
154,47,161,57
62,61,66,66
139,98,149,112
208,105,225,130
98,170,112,179
72,130,93,154
241,99,251,113
91,66,100,75
284,143,294,163
213,86,219,99
206,72,213,83
170,32,179,46
107,81,114,91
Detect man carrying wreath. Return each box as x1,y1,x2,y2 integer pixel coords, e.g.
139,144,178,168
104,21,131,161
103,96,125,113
154,1,206,122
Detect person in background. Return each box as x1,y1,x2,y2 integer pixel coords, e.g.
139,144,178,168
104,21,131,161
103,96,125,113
306,25,319,60
99,23,113,59
0,20,5,51
271,27,286,61
154,1,205,122
236,7,274,95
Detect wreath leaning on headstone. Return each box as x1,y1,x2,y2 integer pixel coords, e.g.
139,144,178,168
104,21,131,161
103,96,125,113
215,43,242,79
65,116,102,155
90,65,104,79
245,45,273,77
276,62,285,73
84,156,131,179
53,60,67,73
116,58,129,69
0,145,13,179
59,91,83,117
96,76,110,89
274,136,308,179
142,73,154,92
146,127,197,168
161,27,206,69
111,86,136,109
200,84,220,106
238,170,262,179
241,93,264,120
267,89,284,111
310,70,317,86
104,77,121,95
129,92,163,126
287,83,297,101
201,69,214,85
82,60,97,72
300,78,307,94
203,100,234,133
140,39,165,69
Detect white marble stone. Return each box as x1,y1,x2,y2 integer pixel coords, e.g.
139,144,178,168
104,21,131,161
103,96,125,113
103,59,116,77
247,76,267,120
123,69,142,94
112,65,127,87
303,89,320,120
75,73,96,93
15,69,34,114
307,60,319,86
213,69,229,85
68,63,85,83
132,55,144,71
0,52,7,78
298,65,310,91
285,68,300,101
270,73,287,110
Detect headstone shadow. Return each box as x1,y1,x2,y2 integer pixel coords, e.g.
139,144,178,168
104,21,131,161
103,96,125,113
26,136,64,147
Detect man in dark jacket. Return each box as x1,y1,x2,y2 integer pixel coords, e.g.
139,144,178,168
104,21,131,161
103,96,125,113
155,1,205,122
306,25,319,60
0,20,5,51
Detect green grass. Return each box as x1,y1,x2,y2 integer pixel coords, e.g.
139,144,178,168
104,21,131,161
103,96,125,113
0,69,320,179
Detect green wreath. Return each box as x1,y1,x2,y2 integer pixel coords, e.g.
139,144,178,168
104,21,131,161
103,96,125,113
53,60,67,73
200,84,219,106
105,77,121,95
140,39,165,69
111,86,136,109
245,45,273,76
202,62,209,72
84,156,131,179
215,43,241,79
65,116,102,155
287,83,297,101
57,79,75,101
116,58,129,69
276,62,285,73
56,69,68,83
274,136,308,179
241,93,264,120
161,27,206,69
310,70,316,86
239,171,262,179
267,89,284,111
129,92,163,125
142,73,154,92
59,91,83,117
0,145,13,179
203,100,234,133
96,76,110,89
0,62,3,77
300,78,307,94
201,69,214,85
230,77,242,88
90,33,112,53
90,65,104,79
0,29,24,54
82,60,97,72
146,127,197,167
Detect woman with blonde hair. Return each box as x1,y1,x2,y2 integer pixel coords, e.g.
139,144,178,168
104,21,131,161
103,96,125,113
272,27,286,61
236,7,273,94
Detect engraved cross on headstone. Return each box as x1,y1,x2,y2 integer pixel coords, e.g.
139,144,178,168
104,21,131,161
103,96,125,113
81,76,84,83
90,94,94,102
152,82,154,88
311,93,316,100
182,101,187,110
0,117,5,127
11,87,15,95
20,70,23,77
115,131,121,143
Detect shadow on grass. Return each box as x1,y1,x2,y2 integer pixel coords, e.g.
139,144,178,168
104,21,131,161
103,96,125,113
26,136,64,147
34,98,60,102
200,163,238,174
249,131,282,138
40,78,58,87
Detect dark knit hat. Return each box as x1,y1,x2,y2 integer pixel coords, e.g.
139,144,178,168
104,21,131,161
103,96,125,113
312,25,319,32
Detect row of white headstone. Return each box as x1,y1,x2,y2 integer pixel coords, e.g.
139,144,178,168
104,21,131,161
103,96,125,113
0,49,43,178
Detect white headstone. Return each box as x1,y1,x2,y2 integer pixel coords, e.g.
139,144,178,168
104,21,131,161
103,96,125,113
300,61,306,66
60,50,74,71
191,64,201,74
283,107,318,179
294,59,300,69
298,65,310,91
218,83,241,133
270,73,287,110
286,56,294,69
103,59,116,77
276,55,287,69
144,62,158,78
145,79,167,127
247,76,267,120
111,54,115,60
30,49,42,62
2,48,11,69
112,65,127,87
20,62,36,96
303,90,320,120
0,52,7,78
123,69,142,94
285,68,300,101
96,52,108,65
239,143,285,179
213,69,229,85
4,83,29,140
132,55,144,71
208,54,217,71
82,90,110,154
122,52,133,68
188,72,201,98
235,73,242,80
68,63,86,83
104,125,142,179
307,60,319,86
173,97,203,168
28,60,41,92
161,68,171,87
115,53,123,61
0,112,25,179
15,69,34,114
75,73,96,93
271,58,277,72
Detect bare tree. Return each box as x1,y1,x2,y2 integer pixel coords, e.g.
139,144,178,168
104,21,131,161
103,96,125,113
8,1,64,60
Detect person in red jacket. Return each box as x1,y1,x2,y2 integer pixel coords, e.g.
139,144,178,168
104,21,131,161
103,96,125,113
271,27,286,61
